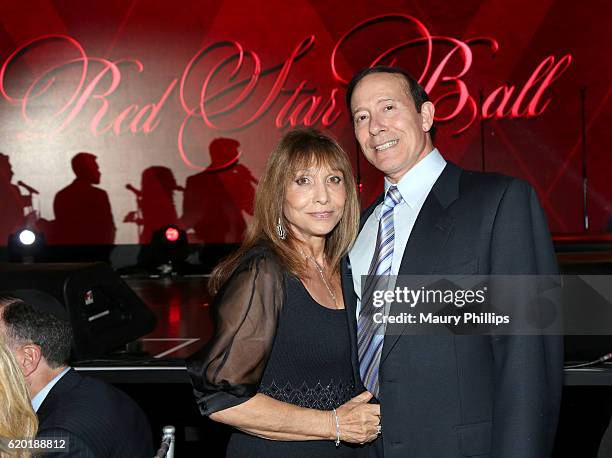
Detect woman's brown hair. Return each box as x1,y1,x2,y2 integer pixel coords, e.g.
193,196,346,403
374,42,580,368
208,128,360,295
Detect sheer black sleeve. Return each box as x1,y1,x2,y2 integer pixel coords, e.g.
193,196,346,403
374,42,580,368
186,248,285,416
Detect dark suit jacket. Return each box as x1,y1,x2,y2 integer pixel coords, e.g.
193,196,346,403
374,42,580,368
342,162,563,458
53,180,116,245
36,368,153,457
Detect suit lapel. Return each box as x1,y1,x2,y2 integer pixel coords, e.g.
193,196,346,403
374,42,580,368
380,162,461,364
341,256,360,384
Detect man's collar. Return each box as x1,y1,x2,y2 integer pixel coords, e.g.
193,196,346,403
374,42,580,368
31,366,70,413
380,148,446,213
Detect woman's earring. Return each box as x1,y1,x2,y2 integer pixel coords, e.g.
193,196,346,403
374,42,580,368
276,217,286,240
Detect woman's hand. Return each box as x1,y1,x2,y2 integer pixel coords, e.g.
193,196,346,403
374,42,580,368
333,391,381,444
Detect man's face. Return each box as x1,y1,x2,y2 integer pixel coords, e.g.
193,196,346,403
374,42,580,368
84,158,101,185
75,156,101,185
350,72,435,183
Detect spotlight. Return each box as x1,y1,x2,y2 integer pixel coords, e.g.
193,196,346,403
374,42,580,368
8,228,45,262
147,225,188,274
164,226,180,242
18,229,37,246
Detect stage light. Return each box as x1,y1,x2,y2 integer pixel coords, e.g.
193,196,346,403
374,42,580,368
18,229,37,245
165,226,180,242
144,225,189,275
7,228,45,263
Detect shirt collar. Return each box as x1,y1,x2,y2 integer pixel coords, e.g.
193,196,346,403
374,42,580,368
31,366,70,413
378,148,446,215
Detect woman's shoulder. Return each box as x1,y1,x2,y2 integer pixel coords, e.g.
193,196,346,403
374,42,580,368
214,243,287,302
234,242,285,277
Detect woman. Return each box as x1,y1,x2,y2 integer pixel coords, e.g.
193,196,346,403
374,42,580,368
0,339,38,458
187,128,380,456
138,166,181,244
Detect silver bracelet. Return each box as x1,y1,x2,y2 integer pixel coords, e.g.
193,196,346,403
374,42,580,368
332,408,341,447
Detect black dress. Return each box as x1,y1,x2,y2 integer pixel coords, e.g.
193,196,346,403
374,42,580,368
186,246,361,457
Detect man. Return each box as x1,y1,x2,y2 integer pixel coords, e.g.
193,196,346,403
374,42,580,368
342,66,563,457
181,138,257,244
52,152,116,246
0,290,153,457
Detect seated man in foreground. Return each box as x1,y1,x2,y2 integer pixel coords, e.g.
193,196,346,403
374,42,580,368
0,289,153,457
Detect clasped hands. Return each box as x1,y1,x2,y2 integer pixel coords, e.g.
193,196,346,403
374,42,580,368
332,391,381,444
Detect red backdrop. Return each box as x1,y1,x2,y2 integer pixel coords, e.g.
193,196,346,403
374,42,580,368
0,0,610,245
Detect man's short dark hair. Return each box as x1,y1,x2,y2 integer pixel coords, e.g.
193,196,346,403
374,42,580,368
0,296,72,368
345,66,436,140
71,152,97,176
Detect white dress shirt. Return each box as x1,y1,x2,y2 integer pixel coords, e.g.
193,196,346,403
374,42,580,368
349,148,447,318
31,366,70,412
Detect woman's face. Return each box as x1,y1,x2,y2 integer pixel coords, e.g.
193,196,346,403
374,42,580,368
283,163,346,242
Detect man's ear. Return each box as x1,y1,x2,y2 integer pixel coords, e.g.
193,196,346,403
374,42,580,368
18,343,42,377
420,101,435,132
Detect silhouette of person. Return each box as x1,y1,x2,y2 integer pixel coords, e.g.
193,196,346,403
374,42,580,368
0,153,29,245
52,152,116,245
138,166,181,244
181,138,257,243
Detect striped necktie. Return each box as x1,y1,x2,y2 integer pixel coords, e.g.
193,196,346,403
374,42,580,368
357,185,402,397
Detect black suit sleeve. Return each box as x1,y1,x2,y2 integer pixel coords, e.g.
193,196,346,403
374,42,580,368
488,179,563,457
